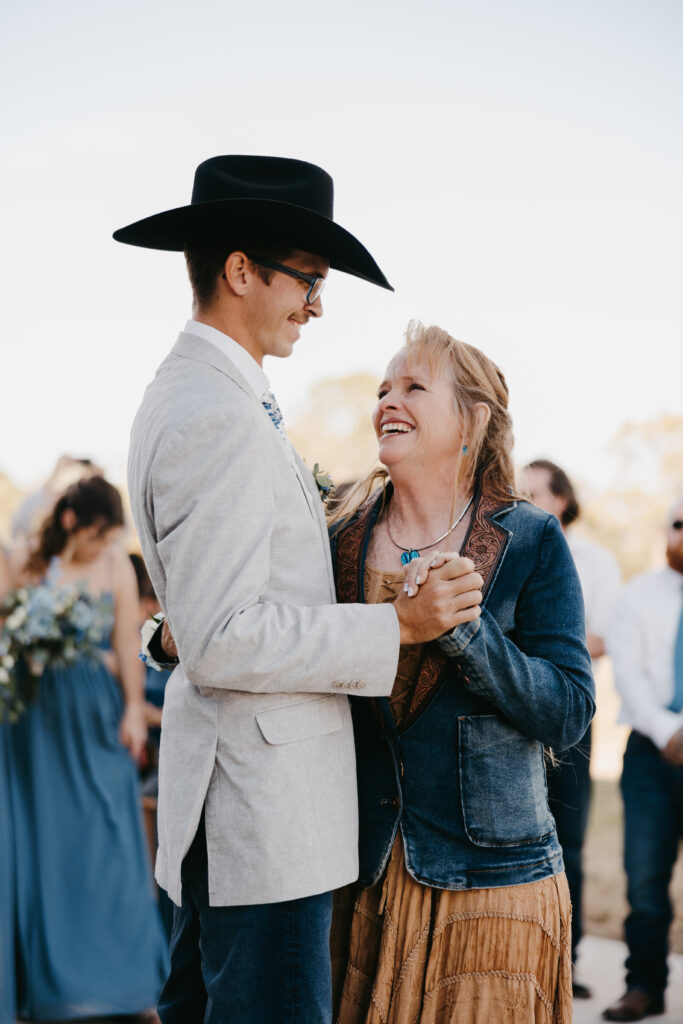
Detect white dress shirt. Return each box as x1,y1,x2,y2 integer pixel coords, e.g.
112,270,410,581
567,532,622,646
608,566,683,748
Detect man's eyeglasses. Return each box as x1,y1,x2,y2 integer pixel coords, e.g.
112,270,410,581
671,520,683,531
248,256,326,304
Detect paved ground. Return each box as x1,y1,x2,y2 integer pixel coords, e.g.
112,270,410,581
573,935,683,1023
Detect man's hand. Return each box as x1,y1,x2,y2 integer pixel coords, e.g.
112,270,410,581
393,554,483,645
585,630,606,659
662,726,683,766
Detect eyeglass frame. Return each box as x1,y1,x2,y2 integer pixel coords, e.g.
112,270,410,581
246,255,326,304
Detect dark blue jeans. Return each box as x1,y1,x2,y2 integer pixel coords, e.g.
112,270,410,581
547,723,592,962
621,730,683,996
158,817,333,1024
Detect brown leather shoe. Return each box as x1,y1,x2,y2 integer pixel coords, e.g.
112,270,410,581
603,989,665,1021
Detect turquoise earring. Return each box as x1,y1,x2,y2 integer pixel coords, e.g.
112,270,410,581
462,445,469,455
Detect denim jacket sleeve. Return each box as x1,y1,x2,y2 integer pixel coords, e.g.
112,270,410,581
438,513,595,751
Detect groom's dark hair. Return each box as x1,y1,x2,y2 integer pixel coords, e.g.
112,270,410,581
184,242,296,308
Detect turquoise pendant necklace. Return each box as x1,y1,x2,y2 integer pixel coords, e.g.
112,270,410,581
387,496,474,566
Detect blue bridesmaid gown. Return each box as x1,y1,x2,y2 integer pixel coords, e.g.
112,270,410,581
0,726,16,1024
7,599,168,1020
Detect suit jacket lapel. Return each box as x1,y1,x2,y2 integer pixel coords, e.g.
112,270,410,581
172,331,325,534
172,332,258,400
293,450,335,594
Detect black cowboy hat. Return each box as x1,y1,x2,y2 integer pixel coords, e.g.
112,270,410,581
113,154,393,291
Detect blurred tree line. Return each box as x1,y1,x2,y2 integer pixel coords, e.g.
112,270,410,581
2,380,681,583
0,474,23,544
580,414,683,579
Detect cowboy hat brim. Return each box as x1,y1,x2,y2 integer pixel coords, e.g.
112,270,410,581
113,197,393,291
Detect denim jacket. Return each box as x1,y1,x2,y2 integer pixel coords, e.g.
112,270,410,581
330,487,595,890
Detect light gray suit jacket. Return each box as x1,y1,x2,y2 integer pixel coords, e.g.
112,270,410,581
128,330,400,907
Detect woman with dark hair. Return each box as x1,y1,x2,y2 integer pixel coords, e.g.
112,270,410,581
329,323,594,1024
2,477,167,1022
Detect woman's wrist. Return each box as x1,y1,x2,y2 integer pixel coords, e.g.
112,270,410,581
124,697,146,712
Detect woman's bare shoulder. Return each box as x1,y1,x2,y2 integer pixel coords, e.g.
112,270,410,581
5,542,32,586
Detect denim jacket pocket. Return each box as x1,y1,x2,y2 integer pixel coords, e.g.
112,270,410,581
458,714,555,847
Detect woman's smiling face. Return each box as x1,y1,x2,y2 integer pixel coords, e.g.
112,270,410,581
372,352,464,473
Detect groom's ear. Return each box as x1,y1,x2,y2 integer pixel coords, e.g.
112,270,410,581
222,251,250,297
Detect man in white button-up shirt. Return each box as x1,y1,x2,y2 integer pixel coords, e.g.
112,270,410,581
603,500,683,1022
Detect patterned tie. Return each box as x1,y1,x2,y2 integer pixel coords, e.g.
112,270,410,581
261,389,288,444
670,586,683,712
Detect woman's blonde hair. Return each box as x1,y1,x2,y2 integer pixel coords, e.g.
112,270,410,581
328,320,517,525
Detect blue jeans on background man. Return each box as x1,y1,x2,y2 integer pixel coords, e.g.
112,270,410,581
547,723,592,964
620,730,683,998
158,815,333,1024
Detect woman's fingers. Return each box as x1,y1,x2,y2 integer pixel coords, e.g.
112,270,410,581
402,555,435,597
403,553,481,598
429,553,475,577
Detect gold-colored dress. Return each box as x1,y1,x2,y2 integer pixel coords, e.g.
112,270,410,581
331,565,572,1024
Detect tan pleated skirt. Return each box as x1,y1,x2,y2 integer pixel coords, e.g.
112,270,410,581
331,837,572,1024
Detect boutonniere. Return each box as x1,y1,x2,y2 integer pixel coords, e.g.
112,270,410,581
139,611,167,672
311,463,335,503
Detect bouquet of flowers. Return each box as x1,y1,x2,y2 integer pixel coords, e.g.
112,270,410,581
0,573,111,724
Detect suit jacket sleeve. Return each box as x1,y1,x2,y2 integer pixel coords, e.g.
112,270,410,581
149,401,400,695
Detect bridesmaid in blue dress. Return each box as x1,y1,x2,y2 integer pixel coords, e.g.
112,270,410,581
4,477,168,1021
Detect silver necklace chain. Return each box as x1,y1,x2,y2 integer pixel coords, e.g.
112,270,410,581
386,495,474,565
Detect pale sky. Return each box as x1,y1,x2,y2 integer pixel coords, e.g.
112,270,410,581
2,0,681,494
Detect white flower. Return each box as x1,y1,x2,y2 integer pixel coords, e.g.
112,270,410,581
0,667,9,684
6,607,27,630
140,612,166,673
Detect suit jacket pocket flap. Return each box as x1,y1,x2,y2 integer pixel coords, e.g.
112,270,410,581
256,698,343,745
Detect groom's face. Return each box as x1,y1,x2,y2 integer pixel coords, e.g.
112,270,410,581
245,249,329,364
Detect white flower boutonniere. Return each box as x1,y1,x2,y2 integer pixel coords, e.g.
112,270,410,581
139,611,166,672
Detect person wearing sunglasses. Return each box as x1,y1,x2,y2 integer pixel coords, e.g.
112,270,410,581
603,500,683,1022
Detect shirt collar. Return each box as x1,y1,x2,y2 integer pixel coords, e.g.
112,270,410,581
185,319,269,399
